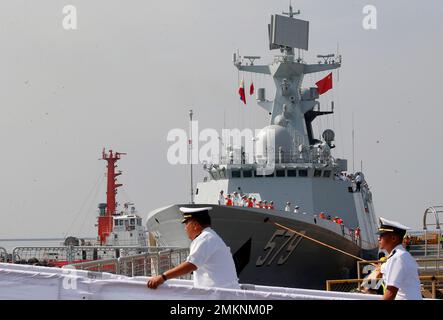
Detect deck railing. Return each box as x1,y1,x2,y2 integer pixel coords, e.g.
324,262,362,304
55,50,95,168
217,149,335,166
63,248,190,279
0,247,7,263
11,246,181,264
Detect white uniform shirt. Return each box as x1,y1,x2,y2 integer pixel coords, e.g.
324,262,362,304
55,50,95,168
381,244,422,300
186,227,240,289
218,194,225,205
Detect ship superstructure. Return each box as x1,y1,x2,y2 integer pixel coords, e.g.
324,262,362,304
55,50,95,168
97,149,146,247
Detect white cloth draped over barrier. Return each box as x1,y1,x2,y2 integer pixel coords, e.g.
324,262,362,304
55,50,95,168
0,263,380,300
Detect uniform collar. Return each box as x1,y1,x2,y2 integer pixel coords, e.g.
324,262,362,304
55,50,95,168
387,244,404,257
193,227,211,240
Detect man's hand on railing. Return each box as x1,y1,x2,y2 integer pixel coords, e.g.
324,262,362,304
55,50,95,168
147,261,197,289
147,275,165,289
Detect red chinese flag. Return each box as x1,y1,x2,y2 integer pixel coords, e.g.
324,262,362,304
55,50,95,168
238,79,246,104
250,82,254,95
315,72,333,95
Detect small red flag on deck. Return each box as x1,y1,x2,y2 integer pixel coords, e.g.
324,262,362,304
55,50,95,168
238,79,246,104
315,72,333,95
250,82,254,95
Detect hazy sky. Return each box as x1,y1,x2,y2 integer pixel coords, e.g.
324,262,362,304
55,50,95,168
0,0,442,239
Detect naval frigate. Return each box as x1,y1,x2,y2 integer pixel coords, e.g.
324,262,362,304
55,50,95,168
146,5,379,290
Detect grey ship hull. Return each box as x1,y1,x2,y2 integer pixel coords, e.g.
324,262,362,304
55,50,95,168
147,204,378,290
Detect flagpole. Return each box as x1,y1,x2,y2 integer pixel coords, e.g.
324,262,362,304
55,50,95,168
352,112,355,173
189,109,194,204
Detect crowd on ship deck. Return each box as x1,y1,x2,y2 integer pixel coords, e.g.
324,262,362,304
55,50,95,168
334,172,367,193
217,189,362,243
218,190,275,210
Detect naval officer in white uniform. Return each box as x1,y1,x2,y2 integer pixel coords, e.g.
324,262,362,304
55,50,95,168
147,207,240,290
377,217,422,300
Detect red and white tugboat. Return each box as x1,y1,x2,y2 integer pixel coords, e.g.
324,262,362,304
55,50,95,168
97,149,146,247
8,149,147,267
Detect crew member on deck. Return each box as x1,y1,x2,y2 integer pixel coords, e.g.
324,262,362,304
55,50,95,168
147,207,239,290
225,194,233,206
247,196,254,208
241,195,248,207
355,173,362,192
285,202,291,212
376,217,422,300
218,190,225,205
233,191,240,206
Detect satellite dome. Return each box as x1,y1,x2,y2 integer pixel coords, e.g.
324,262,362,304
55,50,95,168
273,114,288,127
255,125,293,159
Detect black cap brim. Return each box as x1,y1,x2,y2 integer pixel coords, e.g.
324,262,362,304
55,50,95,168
376,227,394,235
376,227,406,237
181,214,193,224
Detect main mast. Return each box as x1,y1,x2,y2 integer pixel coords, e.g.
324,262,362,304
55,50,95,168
98,148,126,245
233,5,341,146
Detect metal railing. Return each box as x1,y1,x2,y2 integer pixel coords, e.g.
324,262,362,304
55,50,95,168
11,246,181,265
0,247,7,263
326,278,365,293
422,206,442,258
423,206,442,230
407,243,442,258
326,275,443,299
64,248,190,279
217,149,335,166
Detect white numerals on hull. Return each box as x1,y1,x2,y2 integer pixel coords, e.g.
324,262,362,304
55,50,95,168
256,229,305,267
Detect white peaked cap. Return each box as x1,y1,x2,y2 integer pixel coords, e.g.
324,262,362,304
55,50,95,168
379,217,410,231
377,217,410,235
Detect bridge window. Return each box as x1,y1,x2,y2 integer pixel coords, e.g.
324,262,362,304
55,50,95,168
298,169,308,177
276,169,285,177
254,170,264,177
314,169,322,177
287,169,297,177
130,218,135,225
231,170,241,178
323,170,331,178
114,220,119,226
243,170,252,178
